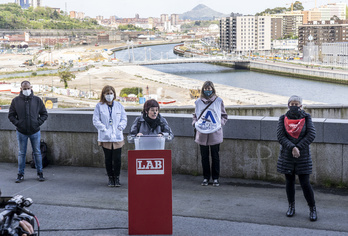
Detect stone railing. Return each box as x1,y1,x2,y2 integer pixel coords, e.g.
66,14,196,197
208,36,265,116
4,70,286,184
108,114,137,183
0,110,347,186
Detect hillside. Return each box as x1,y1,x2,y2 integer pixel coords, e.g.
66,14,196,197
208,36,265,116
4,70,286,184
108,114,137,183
180,4,228,20
0,3,103,30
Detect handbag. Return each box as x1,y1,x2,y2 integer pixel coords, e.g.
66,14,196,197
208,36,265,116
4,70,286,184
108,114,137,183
193,97,217,140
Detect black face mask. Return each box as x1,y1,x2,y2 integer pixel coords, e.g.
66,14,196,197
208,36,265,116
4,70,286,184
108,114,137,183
289,106,300,114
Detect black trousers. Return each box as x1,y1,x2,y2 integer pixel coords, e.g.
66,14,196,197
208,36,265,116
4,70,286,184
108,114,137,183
200,144,220,180
102,147,122,177
285,174,315,207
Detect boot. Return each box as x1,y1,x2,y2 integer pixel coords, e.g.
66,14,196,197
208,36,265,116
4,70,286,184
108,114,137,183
286,202,295,217
309,206,317,221
115,176,121,187
108,176,115,187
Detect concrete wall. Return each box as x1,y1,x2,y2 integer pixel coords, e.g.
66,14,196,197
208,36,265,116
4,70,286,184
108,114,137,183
251,61,348,84
120,104,348,119
1,110,347,186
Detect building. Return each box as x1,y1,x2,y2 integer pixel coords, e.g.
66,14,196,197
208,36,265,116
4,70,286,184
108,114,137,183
31,0,41,8
220,15,271,54
70,11,77,19
97,33,109,44
96,16,104,21
302,8,321,24
298,20,348,52
110,16,117,22
16,0,30,8
77,12,85,20
272,12,303,38
161,14,169,23
171,14,179,26
271,17,283,40
318,3,346,21
321,42,348,66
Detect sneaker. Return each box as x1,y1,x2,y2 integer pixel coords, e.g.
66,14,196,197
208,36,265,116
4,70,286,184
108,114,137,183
108,176,115,187
213,179,220,187
115,176,121,187
15,174,24,183
201,179,208,186
37,172,45,182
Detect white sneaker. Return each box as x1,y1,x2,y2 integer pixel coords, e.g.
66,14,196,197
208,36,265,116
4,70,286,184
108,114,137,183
201,179,208,186
213,179,219,187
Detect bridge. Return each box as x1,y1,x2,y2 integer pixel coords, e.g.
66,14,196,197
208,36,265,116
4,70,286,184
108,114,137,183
112,43,250,68
132,57,250,68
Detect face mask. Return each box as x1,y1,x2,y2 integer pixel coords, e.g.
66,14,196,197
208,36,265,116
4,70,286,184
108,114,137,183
204,90,213,97
105,94,114,102
22,89,31,97
289,105,300,114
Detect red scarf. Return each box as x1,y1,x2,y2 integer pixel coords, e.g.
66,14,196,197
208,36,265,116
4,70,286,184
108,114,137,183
284,117,305,139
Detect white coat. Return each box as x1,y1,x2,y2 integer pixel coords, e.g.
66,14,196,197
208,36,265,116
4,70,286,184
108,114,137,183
93,102,127,142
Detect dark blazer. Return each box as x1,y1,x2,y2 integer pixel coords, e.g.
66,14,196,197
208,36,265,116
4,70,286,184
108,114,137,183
8,91,48,135
277,110,316,175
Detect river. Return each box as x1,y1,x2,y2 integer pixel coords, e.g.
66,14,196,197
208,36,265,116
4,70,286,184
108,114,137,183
115,43,348,105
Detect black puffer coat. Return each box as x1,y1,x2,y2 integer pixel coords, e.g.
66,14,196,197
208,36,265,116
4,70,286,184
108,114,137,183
277,110,316,175
8,91,48,135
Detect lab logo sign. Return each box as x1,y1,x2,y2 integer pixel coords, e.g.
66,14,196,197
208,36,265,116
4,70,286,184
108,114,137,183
136,158,164,175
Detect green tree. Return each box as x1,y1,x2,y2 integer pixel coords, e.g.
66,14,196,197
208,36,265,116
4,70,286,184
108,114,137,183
58,67,76,89
293,1,304,11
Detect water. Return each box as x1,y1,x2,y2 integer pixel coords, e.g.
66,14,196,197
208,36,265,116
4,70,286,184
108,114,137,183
115,43,348,105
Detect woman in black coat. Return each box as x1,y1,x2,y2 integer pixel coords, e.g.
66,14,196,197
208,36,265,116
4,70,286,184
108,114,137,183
277,95,317,221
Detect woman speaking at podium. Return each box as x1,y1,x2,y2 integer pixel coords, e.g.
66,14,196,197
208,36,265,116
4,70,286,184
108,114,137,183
130,99,173,140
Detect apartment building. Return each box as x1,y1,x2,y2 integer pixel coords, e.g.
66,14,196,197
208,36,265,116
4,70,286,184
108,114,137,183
171,14,179,26
160,14,169,23
298,20,348,51
220,15,271,53
318,3,346,21
273,12,303,37
271,17,283,40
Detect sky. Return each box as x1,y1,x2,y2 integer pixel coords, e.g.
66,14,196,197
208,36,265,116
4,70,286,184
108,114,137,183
0,0,346,18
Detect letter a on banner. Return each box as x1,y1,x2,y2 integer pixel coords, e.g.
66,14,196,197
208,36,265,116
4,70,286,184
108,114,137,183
203,111,216,124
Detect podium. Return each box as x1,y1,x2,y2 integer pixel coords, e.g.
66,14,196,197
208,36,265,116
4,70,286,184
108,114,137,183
128,136,172,235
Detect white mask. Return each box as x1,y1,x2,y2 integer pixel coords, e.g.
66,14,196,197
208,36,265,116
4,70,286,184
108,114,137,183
105,94,114,102
22,89,31,96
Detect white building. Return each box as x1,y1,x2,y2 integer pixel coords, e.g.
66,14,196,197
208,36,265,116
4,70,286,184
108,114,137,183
235,16,271,53
318,3,346,21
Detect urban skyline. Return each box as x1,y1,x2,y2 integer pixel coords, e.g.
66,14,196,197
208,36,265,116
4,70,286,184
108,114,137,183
0,0,341,18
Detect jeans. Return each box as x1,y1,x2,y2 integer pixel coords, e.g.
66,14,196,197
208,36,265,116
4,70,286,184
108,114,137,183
17,131,43,175
200,144,220,180
102,147,122,177
285,174,315,207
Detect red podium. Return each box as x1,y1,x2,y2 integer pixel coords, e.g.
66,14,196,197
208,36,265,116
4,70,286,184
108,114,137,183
128,149,172,235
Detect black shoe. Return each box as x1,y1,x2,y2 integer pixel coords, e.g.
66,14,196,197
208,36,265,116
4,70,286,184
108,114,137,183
115,176,121,187
286,202,295,217
309,206,317,221
37,172,45,181
108,176,115,187
15,174,24,183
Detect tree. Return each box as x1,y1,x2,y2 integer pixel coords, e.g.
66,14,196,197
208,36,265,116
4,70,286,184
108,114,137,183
292,1,304,11
58,67,76,89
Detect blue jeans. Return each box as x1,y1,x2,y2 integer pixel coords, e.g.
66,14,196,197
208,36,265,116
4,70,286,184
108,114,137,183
17,130,43,175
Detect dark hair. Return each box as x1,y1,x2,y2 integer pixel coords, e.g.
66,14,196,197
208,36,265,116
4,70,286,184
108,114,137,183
200,81,216,98
142,99,160,114
99,85,116,104
21,80,31,87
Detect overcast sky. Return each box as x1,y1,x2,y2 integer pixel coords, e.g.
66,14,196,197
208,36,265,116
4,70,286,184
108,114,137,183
0,0,346,18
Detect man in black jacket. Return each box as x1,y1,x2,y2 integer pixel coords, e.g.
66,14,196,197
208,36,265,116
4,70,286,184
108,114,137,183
8,81,48,183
